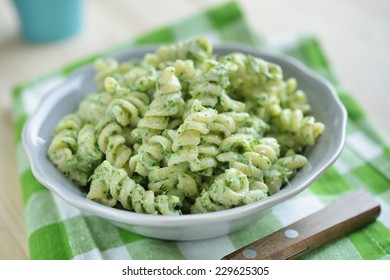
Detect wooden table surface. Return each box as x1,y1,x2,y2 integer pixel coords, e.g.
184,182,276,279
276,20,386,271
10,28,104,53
0,0,389,260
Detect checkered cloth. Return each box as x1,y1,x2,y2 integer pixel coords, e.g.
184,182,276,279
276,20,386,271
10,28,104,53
12,2,390,260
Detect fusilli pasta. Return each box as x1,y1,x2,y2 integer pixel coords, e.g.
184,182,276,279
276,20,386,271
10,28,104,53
48,37,325,215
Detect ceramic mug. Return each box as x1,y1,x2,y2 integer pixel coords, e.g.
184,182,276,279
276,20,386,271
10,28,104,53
12,0,83,43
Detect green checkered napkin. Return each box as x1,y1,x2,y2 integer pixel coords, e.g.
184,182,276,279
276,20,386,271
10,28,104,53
13,2,390,260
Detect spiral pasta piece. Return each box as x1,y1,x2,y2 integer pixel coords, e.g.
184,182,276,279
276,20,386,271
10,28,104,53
271,108,325,151
255,91,283,121
190,191,229,213
102,77,150,127
147,165,198,198
217,135,280,191
87,161,181,215
191,168,266,213
129,67,159,93
74,124,104,172
94,58,156,91
265,150,308,195
48,114,81,178
144,67,185,118
284,78,311,113
168,100,218,168
237,115,270,137
129,134,173,177
189,60,245,113
106,93,149,127
48,115,103,186
78,76,149,125
174,59,197,93
94,116,132,169
194,112,249,175
145,37,212,67
209,168,250,206
131,66,185,143
48,114,81,165
77,90,114,124
253,137,280,163
210,113,249,141
220,53,284,119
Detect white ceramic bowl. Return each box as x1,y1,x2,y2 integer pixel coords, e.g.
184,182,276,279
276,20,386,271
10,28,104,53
22,44,347,241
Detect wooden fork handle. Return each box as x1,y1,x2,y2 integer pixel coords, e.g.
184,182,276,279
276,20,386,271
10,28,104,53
222,190,381,260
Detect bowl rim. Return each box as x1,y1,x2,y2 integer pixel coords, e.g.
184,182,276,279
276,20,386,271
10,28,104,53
22,42,347,227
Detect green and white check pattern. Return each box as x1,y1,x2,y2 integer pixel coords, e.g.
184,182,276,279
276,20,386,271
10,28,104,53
12,2,390,260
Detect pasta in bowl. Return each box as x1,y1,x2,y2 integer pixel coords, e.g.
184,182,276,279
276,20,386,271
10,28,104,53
22,38,346,240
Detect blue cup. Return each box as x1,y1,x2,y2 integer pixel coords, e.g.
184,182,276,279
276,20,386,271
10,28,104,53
12,0,83,43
